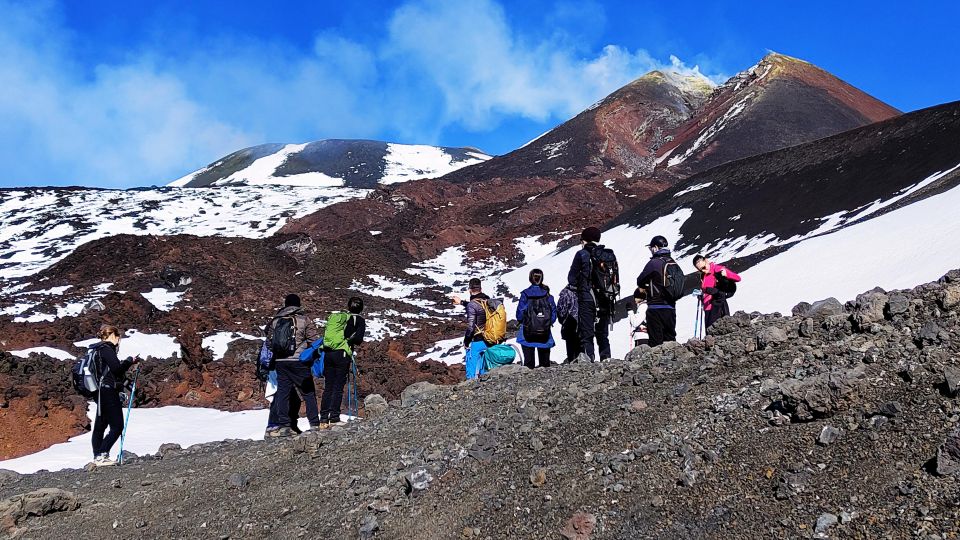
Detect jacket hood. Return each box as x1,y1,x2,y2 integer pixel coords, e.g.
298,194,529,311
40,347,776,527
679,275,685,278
276,306,305,317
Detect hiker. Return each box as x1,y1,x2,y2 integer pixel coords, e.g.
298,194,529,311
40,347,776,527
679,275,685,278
452,278,504,378
636,235,679,347
90,325,140,466
694,254,742,330
264,294,320,436
557,284,581,363
567,227,619,361
516,268,557,368
319,297,366,426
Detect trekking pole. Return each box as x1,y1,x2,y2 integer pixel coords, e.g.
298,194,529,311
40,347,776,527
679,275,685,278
118,365,140,465
693,297,702,339
349,355,360,418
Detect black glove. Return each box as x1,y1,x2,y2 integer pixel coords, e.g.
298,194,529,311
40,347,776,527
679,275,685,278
704,287,719,295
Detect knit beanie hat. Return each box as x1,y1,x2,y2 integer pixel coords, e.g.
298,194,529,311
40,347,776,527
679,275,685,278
581,227,601,243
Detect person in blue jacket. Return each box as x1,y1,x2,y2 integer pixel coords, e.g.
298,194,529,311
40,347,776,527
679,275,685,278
516,268,557,368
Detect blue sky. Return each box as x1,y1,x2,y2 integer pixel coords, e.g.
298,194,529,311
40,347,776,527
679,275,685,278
1,0,957,188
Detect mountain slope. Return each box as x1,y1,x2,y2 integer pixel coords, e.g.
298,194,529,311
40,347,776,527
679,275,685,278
444,69,715,183
170,140,491,188
2,271,959,538
656,52,901,176
498,100,960,359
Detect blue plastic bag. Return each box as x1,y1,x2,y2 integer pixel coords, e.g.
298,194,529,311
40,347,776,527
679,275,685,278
482,343,517,371
299,338,324,364
312,351,325,378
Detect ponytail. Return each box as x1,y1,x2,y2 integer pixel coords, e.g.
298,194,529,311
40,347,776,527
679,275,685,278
98,324,121,341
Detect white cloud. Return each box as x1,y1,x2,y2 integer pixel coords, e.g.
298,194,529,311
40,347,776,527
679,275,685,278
0,0,722,187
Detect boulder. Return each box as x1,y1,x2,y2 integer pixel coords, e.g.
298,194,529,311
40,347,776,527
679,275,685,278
159,265,193,289
851,291,888,331
363,394,389,417
757,326,788,349
779,365,867,421
806,298,844,318
0,488,79,532
400,381,441,408
276,235,318,260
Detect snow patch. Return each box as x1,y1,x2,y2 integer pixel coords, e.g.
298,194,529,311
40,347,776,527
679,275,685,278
142,288,185,311
202,332,260,361
381,144,488,185
74,330,180,360
674,182,714,197
9,347,75,361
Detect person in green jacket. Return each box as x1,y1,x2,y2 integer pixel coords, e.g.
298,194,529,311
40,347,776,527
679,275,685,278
319,297,366,426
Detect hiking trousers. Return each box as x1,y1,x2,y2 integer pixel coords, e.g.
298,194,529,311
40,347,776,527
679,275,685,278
464,340,488,379
267,384,302,431
521,346,551,368
577,299,597,360
646,308,677,347
320,350,351,421
560,317,581,362
275,362,320,427
705,296,731,330
92,386,124,457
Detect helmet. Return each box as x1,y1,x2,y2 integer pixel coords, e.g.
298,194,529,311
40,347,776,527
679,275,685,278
647,235,668,249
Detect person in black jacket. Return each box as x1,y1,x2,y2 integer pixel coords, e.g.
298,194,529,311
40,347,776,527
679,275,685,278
90,325,140,466
319,297,366,427
635,235,678,347
566,227,611,361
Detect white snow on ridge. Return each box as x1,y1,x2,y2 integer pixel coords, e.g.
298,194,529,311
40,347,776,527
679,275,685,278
215,143,345,187
0,185,365,280
667,92,755,168
381,144,489,185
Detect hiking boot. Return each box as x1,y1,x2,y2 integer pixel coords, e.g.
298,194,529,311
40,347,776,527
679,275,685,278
266,427,294,438
93,454,117,467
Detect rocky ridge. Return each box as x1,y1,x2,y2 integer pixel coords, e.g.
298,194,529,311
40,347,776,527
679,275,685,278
2,270,959,538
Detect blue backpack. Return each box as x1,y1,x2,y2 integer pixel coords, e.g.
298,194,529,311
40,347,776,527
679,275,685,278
299,338,325,377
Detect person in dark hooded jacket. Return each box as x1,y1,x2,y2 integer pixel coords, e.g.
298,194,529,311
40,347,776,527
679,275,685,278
635,235,678,347
264,294,320,436
566,227,611,361
515,268,557,368
452,278,502,379
89,325,140,466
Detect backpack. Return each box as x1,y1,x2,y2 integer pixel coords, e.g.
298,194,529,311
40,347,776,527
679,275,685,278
475,299,507,345
482,343,518,370
323,312,354,354
589,246,621,308
660,257,685,302
522,293,553,344
255,340,274,383
715,273,737,298
557,286,579,323
268,316,298,359
71,345,104,398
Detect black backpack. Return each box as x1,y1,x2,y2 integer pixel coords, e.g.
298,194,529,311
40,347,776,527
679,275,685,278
268,316,298,359
523,293,553,343
589,246,621,308
660,257,685,302
71,346,104,398
715,273,737,298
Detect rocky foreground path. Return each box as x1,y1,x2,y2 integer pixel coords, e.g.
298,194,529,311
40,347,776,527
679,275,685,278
2,271,960,539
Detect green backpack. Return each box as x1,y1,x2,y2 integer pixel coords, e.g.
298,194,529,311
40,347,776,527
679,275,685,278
323,312,353,354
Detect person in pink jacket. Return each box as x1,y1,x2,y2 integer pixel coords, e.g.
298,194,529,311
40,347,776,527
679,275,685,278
693,255,742,330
